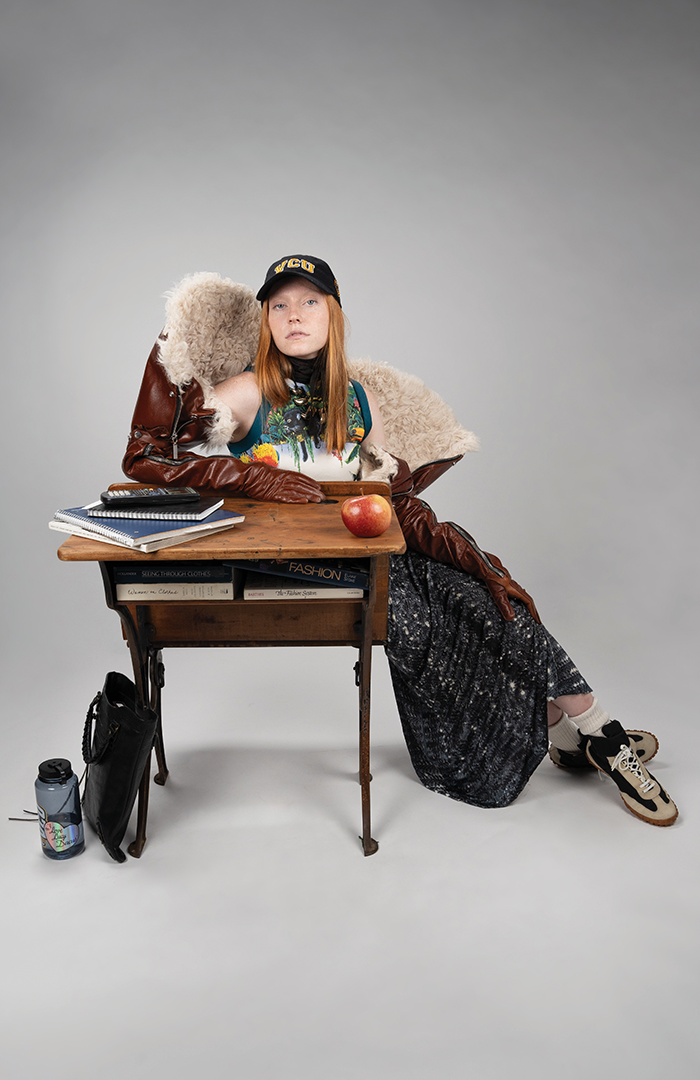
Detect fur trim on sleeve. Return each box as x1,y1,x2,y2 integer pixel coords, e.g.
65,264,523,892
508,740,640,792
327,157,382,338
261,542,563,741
357,443,400,484
157,272,262,449
348,357,479,472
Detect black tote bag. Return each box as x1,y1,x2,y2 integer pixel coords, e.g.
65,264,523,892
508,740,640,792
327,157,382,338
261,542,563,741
82,671,158,862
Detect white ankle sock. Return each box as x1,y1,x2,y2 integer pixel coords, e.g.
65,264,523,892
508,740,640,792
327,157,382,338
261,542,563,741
548,712,583,753
570,698,610,739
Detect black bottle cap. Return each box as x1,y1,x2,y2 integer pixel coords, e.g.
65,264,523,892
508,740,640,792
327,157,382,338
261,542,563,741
37,758,73,783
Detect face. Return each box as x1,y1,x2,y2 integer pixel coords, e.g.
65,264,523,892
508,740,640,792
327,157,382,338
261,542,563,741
267,278,330,361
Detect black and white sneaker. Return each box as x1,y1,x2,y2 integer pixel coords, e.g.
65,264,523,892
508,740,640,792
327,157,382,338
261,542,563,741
584,720,678,826
549,728,658,770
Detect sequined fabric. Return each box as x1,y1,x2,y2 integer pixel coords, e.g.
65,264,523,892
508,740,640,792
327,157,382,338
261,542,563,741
385,552,592,808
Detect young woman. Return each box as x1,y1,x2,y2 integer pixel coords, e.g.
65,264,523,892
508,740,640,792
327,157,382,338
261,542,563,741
123,255,678,826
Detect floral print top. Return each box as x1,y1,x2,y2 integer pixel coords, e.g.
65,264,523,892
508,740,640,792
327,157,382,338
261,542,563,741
228,380,370,482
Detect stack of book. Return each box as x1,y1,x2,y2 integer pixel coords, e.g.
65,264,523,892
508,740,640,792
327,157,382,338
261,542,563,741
109,560,368,602
112,562,241,600
106,559,370,602
233,558,368,600
50,499,245,553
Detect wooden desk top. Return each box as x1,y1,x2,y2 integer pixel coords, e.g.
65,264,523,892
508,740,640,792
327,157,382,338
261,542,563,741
56,483,406,563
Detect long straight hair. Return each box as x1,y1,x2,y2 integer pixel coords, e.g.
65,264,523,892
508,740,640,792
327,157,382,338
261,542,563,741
254,295,350,454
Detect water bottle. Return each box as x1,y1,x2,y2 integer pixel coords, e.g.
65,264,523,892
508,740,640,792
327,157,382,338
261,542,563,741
35,758,85,860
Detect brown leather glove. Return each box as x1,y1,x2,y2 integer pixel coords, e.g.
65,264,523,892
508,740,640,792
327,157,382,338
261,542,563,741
393,494,540,622
124,447,324,503
375,451,540,623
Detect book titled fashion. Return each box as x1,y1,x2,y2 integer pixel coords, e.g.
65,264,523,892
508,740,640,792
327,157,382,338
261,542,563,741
243,571,364,600
50,503,245,552
86,495,224,520
227,558,369,590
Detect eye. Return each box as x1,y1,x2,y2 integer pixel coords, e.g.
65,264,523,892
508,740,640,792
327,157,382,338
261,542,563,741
305,298,317,306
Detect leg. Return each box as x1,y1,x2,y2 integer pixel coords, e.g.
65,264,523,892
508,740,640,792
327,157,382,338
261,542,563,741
149,649,169,786
548,692,594,725
127,751,152,858
358,557,379,856
548,694,658,765
125,610,158,857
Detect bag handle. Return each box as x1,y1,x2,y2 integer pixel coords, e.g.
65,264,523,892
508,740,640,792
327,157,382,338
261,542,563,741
82,691,120,765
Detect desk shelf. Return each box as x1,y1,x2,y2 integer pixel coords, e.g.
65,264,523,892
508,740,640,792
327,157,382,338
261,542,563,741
118,596,385,648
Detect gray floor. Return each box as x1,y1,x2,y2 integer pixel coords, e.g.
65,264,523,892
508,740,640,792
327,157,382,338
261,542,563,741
3,642,699,1080
3,1,700,1077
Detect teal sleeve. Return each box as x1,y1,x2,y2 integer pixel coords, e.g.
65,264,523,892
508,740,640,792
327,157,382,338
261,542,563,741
227,403,265,456
350,380,372,441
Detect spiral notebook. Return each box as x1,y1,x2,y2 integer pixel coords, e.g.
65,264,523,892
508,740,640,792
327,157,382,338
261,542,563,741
51,502,245,552
86,495,224,520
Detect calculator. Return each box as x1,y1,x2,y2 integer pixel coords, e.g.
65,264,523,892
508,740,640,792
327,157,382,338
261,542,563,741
99,487,200,508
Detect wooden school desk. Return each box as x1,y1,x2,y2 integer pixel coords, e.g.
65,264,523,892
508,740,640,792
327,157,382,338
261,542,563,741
56,482,406,859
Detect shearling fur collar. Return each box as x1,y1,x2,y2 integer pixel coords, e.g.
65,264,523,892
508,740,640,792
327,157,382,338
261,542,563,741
158,272,478,471
158,273,261,448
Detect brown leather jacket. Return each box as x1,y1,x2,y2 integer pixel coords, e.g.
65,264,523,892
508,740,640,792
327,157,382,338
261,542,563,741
123,342,539,622
122,342,323,503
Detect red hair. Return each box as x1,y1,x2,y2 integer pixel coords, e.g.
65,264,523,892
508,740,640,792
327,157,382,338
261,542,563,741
254,295,350,455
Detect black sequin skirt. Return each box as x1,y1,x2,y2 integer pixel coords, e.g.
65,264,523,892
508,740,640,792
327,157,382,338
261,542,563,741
384,553,592,808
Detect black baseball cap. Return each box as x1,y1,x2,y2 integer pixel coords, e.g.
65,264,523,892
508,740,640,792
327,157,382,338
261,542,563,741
256,255,342,308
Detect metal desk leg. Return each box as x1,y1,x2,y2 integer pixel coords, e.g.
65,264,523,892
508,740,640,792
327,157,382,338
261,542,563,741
128,753,152,859
150,650,169,786
127,646,168,858
358,556,379,856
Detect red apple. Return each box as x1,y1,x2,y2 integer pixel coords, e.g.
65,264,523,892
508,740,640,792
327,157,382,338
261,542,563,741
341,494,392,537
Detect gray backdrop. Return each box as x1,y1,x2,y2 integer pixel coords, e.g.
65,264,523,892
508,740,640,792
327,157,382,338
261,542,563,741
3,0,698,718
2,2,699,1077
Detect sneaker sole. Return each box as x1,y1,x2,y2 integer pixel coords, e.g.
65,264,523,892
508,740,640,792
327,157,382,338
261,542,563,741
619,790,678,827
